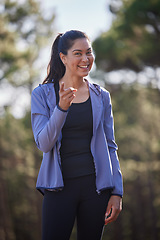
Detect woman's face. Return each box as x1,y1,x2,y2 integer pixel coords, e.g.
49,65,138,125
60,38,94,78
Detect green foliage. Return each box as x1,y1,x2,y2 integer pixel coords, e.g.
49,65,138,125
0,112,43,240
93,0,160,72
0,0,55,239
92,1,160,238
102,84,160,240
112,86,160,162
0,0,55,87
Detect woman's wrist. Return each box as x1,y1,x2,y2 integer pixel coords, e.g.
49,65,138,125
57,104,68,112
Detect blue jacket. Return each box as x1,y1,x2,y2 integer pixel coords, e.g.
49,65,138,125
31,80,123,196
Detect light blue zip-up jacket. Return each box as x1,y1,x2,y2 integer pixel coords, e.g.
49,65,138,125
31,80,123,196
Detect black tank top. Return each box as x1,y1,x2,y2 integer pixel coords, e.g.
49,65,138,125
60,97,95,179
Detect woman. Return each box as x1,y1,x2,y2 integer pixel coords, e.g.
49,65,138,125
31,30,123,240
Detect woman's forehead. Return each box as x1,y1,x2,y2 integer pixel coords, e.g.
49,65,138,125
70,38,91,50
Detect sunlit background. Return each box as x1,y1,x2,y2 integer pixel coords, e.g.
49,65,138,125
0,0,160,240
0,0,112,118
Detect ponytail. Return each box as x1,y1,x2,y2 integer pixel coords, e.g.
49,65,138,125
43,33,65,84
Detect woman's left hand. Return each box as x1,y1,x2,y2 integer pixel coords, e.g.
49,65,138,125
105,195,122,225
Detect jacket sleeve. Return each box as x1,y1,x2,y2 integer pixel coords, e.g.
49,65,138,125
103,90,123,197
31,86,68,153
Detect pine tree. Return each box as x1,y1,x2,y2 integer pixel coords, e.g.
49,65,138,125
93,0,160,73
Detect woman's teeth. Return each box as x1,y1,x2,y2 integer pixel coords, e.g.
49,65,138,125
79,65,88,68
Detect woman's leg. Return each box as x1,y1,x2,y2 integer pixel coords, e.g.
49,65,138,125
76,175,111,240
42,174,111,240
42,182,78,240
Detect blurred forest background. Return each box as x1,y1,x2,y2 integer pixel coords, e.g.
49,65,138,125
0,0,160,239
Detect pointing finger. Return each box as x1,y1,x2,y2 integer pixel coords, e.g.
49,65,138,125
59,82,65,93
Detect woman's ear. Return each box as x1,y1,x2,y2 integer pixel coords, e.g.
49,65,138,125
59,52,66,65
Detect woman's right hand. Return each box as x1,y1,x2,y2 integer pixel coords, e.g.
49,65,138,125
58,82,77,111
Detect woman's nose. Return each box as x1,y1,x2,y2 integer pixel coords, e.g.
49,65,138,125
82,54,88,62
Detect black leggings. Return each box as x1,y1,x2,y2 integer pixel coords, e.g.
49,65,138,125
42,174,111,240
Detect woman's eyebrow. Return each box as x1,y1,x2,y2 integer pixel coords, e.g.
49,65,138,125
72,48,92,52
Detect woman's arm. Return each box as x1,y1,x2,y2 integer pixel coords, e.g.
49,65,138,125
102,90,123,197
31,86,68,153
102,90,123,224
31,83,77,153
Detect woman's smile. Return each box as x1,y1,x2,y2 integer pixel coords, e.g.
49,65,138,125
78,65,89,69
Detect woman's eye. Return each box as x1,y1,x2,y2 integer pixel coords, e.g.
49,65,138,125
75,52,81,56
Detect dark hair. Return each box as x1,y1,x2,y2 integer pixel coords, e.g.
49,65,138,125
42,30,90,84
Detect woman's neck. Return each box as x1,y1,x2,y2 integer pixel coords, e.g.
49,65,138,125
60,76,85,89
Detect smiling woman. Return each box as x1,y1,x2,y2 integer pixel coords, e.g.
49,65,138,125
31,30,123,240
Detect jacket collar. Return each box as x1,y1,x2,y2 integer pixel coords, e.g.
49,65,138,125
86,79,103,135
85,79,101,96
